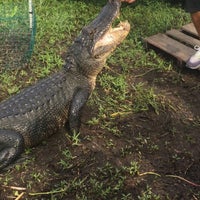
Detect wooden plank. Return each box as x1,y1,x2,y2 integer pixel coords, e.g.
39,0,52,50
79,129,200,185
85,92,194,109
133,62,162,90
144,33,195,62
181,23,198,37
166,29,200,47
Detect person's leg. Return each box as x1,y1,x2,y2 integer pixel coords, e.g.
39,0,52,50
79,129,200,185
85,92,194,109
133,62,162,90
191,11,200,37
185,0,200,69
186,12,200,69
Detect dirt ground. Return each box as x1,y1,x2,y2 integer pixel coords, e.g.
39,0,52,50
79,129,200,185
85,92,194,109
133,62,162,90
0,61,200,199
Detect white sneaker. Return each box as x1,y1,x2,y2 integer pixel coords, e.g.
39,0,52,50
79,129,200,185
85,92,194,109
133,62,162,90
186,45,200,69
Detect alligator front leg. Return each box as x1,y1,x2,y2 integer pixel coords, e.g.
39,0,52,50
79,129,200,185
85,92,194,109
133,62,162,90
68,87,90,134
0,130,24,170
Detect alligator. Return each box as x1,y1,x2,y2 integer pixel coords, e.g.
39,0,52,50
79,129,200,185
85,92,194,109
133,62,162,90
0,0,130,170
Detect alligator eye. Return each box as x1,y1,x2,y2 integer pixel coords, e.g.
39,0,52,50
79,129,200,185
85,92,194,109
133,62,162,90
90,31,94,36
94,55,100,59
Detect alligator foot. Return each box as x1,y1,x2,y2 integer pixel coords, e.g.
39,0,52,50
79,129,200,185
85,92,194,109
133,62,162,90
68,87,90,134
0,130,24,171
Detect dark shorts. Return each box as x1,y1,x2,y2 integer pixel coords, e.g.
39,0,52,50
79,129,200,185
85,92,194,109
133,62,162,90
184,0,200,13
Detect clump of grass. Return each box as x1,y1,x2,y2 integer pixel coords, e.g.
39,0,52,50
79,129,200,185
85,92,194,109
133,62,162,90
138,185,161,200
123,161,140,176
124,0,190,37
132,82,160,114
59,149,75,169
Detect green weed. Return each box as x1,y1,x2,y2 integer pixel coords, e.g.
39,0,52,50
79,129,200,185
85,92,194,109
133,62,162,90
132,82,160,114
124,161,140,176
138,185,161,200
59,149,75,169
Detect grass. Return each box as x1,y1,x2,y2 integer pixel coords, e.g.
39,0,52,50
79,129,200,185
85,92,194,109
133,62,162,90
0,0,190,94
1,0,200,200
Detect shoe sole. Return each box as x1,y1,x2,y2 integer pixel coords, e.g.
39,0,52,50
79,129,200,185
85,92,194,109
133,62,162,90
186,62,200,69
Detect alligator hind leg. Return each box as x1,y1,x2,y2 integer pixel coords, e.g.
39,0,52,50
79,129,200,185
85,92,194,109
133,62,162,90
0,130,24,170
68,87,89,135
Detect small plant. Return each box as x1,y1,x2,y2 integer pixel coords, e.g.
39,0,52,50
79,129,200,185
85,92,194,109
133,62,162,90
124,161,140,176
120,145,132,157
70,131,81,146
30,172,43,182
87,163,127,199
132,82,159,114
121,193,132,200
86,117,99,126
106,138,114,148
1,174,13,186
59,149,75,169
138,186,161,200
15,164,21,171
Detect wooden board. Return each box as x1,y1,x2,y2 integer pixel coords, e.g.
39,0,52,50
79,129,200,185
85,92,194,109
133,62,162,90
144,23,200,66
166,29,200,47
182,23,198,37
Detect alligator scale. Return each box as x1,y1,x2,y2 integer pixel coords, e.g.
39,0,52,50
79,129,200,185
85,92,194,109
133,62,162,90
0,0,130,170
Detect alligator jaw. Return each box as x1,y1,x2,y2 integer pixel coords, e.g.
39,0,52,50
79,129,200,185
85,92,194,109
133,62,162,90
93,20,130,58
83,0,122,45
88,0,130,58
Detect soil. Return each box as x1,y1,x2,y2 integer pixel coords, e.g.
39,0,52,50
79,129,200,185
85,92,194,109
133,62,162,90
0,63,200,200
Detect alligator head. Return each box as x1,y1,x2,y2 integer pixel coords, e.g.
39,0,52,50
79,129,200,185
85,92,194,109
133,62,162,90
65,0,130,89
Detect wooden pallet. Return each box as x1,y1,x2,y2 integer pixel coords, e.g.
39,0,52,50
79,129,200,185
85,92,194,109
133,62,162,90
144,23,200,66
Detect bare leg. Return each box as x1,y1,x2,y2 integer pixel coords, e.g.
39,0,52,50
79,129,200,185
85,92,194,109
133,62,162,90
186,11,200,69
191,11,200,37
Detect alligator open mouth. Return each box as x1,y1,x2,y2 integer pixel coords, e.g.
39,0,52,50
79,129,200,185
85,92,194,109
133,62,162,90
79,0,130,58
93,20,130,58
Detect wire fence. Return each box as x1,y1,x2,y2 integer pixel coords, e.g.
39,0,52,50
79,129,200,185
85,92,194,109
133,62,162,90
0,0,36,70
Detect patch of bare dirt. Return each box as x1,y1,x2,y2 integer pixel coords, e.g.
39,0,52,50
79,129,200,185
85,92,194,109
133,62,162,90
0,66,200,200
